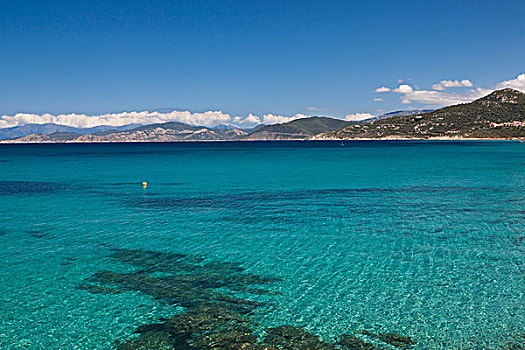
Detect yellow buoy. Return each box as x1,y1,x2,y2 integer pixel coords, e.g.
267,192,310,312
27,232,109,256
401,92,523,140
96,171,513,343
142,181,148,188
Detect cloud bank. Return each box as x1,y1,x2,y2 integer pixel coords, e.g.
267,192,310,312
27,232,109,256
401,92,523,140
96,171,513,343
0,110,308,129
3,74,523,130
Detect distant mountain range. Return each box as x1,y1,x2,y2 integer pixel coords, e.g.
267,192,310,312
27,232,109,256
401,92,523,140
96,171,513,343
315,88,525,140
1,116,369,143
0,123,142,140
2,90,524,143
5,122,250,143
0,110,429,142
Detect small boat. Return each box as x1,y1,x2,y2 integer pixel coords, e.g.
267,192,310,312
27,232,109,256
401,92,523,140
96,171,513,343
519,140,525,143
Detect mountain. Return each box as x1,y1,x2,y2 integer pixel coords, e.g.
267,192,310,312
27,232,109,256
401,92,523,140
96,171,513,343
5,117,353,143
4,92,524,143
243,116,354,140
242,114,436,140
0,123,142,140
5,121,249,143
314,89,525,140
7,131,82,142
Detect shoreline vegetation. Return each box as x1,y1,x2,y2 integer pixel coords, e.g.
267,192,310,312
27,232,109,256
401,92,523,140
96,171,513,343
1,88,524,143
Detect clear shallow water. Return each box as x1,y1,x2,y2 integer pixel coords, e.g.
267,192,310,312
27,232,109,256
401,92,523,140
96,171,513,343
0,141,523,349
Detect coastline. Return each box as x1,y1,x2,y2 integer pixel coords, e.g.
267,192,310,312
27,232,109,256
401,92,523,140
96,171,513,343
0,137,521,144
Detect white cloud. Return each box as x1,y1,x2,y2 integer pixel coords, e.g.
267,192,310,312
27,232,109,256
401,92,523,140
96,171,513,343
373,98,383,102
432,79,473,90
261,113,307,125
233,114,261,126
0,110,308,129
393,84,414,93
374,86,390,93
0,110,233,129
496,73,525,92
344,113,375,121
399,88,492,105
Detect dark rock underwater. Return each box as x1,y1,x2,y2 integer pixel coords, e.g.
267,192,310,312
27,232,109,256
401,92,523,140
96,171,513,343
78,247,417,350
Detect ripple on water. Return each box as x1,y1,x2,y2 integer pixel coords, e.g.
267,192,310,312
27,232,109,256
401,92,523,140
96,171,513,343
79,247,418,350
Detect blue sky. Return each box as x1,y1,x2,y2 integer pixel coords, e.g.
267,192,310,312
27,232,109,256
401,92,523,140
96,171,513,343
1,0,524,127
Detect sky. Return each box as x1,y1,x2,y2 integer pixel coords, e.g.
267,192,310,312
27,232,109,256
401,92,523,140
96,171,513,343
1,0,524,128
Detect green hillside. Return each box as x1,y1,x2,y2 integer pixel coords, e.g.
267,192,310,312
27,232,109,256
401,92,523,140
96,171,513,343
245,116,353,140
319,89,525,139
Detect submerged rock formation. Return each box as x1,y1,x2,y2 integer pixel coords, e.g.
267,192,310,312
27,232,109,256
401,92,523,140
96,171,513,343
78,247,416,350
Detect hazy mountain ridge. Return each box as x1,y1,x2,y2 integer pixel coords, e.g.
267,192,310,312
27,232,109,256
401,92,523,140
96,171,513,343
0,123,143,140
5,123,250,143
314,89,525,140
2,117,353,143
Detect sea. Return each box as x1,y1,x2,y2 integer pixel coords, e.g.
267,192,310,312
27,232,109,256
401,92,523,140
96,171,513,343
0,141,523,349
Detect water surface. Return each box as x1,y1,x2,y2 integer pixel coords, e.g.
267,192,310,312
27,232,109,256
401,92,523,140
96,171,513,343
0,141,523,349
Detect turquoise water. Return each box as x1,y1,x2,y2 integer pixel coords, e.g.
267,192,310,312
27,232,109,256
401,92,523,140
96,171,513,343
0,141,523,349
